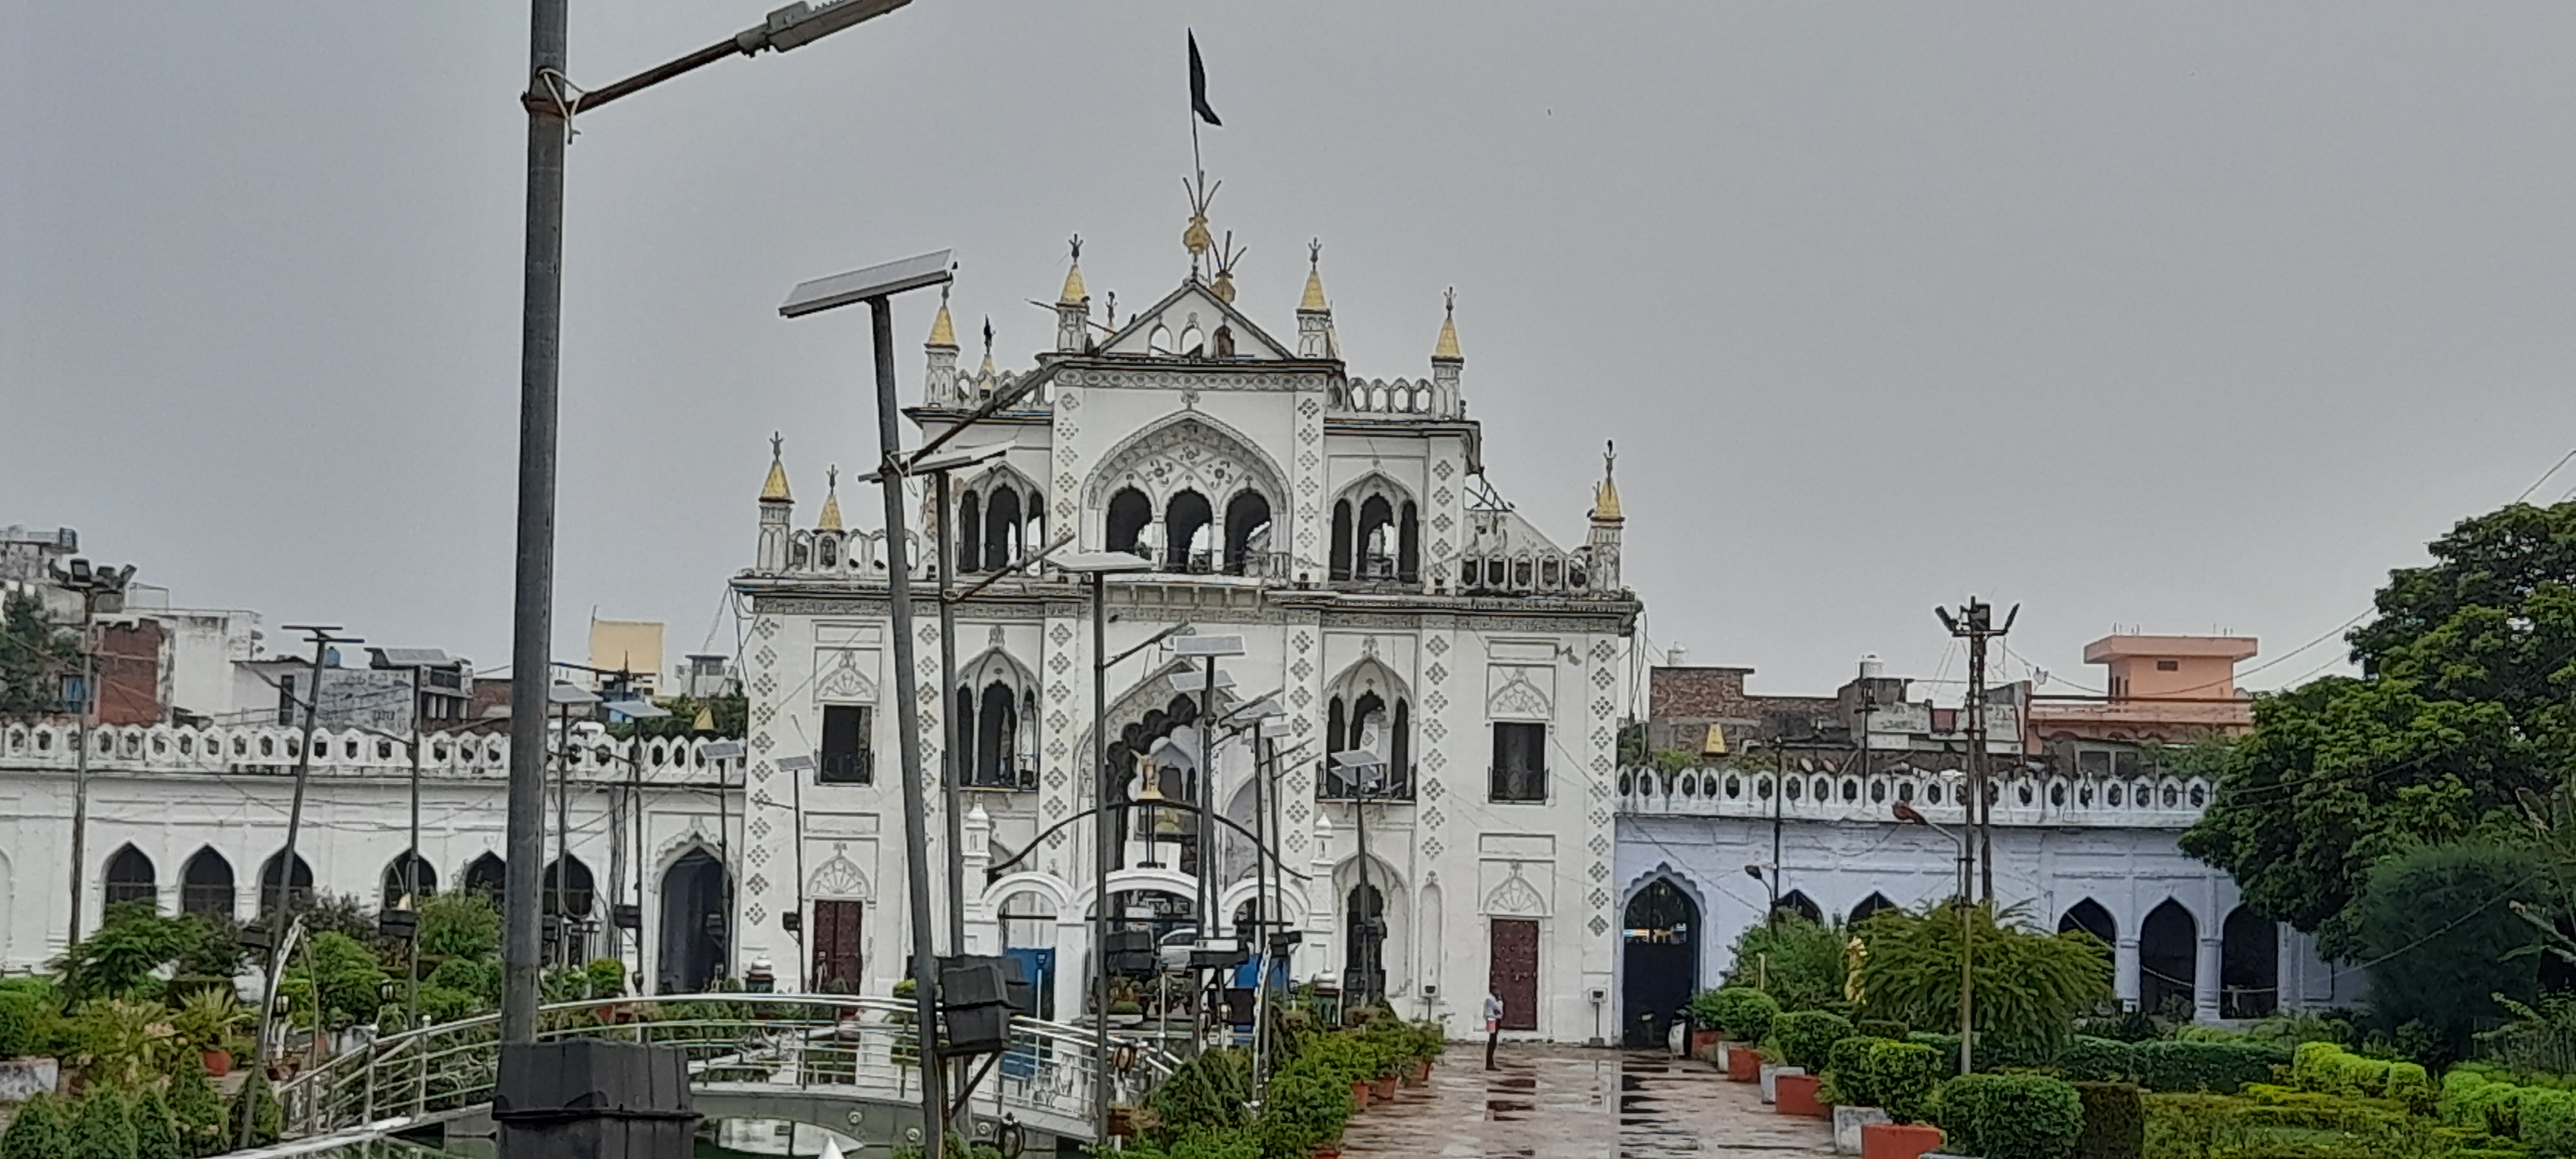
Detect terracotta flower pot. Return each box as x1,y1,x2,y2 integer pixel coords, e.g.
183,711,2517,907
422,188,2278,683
1350,1080,1371,1110
1774,1072,1829,1119
1372,1075,1399,1101
1860,1121,1945,1159
1689,1028,1723,1056
1726,1046,1762,1082
202,1049,231,1078
1311,1147,1342,1159
1107,1105,1141,1138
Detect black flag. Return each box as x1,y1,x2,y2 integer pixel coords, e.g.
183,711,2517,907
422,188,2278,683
1189,31,1222,126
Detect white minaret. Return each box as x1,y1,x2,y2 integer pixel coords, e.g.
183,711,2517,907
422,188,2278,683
1430,288,1463,414
1055,234,1091,353
756,432,793,573
1296,239,1336,359
1586,440,1624,592
924,286,960,405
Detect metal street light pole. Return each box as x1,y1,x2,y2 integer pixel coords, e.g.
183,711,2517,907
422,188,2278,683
244,625,359,1151
500,0,914,1051
49,557,133,950
1056,552,1151,1147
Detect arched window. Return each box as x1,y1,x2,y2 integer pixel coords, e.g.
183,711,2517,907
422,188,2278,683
954,686,976,782
2221,907,2278,1019
1356,495,1394,580
2059,899,2117,945
383,851,438,910
958,491,983,572
258,850,314,915
463,853,506,901
1223,491,1272,575
1164,489,1213,572
977,681,1018,786
1345,881,1387,1002
182,849,234,918
105,845,156,909
1850,892,1897,926
1772,890,1823,924
544,856,596,918
984,485,1021,570
1397,501,1419,583
1330,500,1354,581
1106,488,1153,558
2139,899,2197,1018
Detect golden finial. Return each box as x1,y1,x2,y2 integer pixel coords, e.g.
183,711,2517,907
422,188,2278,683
1058,234,1089,305
978,317,996,379
1209,230,1244,303
1592,439,1623,523
760,432,792,503
1433,287,1463,361
1300,238,1329,313
692,702,715,733
1180,174,1221,274
926,285,958,348
817,465,844,531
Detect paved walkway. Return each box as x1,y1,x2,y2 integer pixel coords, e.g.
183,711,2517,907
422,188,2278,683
1337,1044,1839,1159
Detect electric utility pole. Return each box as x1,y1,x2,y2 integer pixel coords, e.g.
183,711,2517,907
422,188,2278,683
1935,598,2015,903
50,557,134,948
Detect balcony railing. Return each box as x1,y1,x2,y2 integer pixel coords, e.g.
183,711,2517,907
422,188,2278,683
961,753,1039,791
1318,762,1416,802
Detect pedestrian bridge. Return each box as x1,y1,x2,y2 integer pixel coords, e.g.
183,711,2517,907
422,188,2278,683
263,994,1173,1156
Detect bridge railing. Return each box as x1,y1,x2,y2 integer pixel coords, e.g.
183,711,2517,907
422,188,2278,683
276,994,1175,1141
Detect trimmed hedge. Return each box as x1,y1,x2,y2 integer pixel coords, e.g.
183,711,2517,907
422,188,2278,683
2135,1039,2285,1094
2526,1087,2576,1158
1690,987,1779,1043
1773,1010,1855,1073
1939,1073,2085,1159
2072,1082,2143,1159
2055,1037,2140,1084
1866,1041,1944,1124
1857,1018,1910,1041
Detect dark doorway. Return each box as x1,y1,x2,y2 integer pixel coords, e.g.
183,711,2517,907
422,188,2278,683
659,850,728,993
2139,899,2198,1018
545,856,596,965
2221,907,2278,1019
1850,892,1898,927
2060,898,2119,986
1345,882,1387,1006
105,845,156,909
258,851,313,916
181,849,234,918
383,851,437,910
1622,880,1698,1048
811,900,864,993
1774,890,1823,925
462,853,506,902
1489,918,1540,1032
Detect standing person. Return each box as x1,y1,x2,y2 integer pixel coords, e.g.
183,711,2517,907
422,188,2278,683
1482,990,1505,1069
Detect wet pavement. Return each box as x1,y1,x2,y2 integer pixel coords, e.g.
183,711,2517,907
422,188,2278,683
1336,1044,1839,1159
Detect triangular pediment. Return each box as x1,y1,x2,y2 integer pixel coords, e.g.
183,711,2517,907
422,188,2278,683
1099,280,1295,361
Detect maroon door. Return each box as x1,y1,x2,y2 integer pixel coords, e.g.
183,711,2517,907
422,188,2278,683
812,900,864,991
1489,918,1539,1031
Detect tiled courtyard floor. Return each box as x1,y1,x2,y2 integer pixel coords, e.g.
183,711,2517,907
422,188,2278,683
1336,1044,1840,1158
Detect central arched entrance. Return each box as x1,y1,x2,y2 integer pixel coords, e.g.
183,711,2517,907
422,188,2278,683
1621,879,1699,1048
659,849,728,994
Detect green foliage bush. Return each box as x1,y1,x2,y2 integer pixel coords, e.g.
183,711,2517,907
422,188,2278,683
1721,915,1851,1013
2524,1087,2576,1158
71,1086,140,1159
131,1085,184,1159
1823,1036,1879,1105
1772,1009,1855,1072
1150,1048,1253,1138
2055,1036,2141,1084
229,1070,281,1149
1,1093,72,1159
1865,1040,1944,1124
1938,1072,2085,1159
1857,901,2112,1061
167,1051,226,1158
2353,841,2548,1064
2072,1082,2144,1159
1856,1018,1909,1041
2135,1039,2285,1094
1689,986,1780,1042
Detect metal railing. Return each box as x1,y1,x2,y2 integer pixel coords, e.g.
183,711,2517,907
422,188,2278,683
275,993,1176,1142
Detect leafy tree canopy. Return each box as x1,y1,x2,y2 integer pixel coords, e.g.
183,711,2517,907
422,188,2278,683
0,591,77,722
2349,840,2546,1062
2181,500,2576,949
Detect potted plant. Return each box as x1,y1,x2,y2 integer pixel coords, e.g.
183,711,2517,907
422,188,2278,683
1696,988,1779,1079
173,989,245,1079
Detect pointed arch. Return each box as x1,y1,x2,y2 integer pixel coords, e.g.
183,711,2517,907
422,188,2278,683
1773,889,1823,924
1106,488,1153,556
957,490,983,572
1850,892,1898,926
983,484,1023,570
383,851,438,909
544,855,596,917
2221,906,2278,1019
462,852,507,901
1164,489,1213,572
1081,411,1289,514
2139,898,2198,1017
258,849,314,915
1222,489,1273,575
104,845,156,909
181,848,234,918
2059,898,2117,945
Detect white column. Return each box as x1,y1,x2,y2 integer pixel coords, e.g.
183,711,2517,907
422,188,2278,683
962,804,996,955
2115,937,2141,1010
2193,936,2223,1022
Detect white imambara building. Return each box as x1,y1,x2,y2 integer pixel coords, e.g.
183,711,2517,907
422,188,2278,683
732,220,1642,1042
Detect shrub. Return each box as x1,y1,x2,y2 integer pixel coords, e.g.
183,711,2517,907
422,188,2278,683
2524,1088,2576,1158
1690,987,1780,1043
2383,1060,2434,1116
1866,1040,1944,1124
1150,1048,1253,1137
1772,1010,1855,1072
229,1071,281,1149
1938,1072,2085,1159
2351,841,2546,1064
1857,901,2112,1061
71,1087,141,1159
1823,1036,1882,1106
2136,1039,2284,1094
1,1093,72,1159
2072,1082,2144,1159
1857,1018,1910,1041
2056,1037,2140,1084
1721,915,1852,1013
130,1086,183,1159
166,1051,225,1157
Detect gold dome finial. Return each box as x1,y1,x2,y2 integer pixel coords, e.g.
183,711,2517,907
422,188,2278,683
1300,239,1329,313
1433,287,1463,361
927,285,958,348
1592,440,1623,523
1058,234,1089,305
1180,174,1222,275
817,465,844,531
978,316,996,379
1208,229,1243,303
691,702,715,733
760,432,792,503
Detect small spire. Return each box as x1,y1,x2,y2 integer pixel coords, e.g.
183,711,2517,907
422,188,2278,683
1058,234,1089,305
1300,238,1329,313
979,316,997,378
926,285,958,348
1591,440,1623,523
760,432,792,503
692,702,715,733
1433,287,1463,361
817,465,844,531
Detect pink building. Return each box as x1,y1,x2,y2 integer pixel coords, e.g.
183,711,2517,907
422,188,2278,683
2029,634,2260,746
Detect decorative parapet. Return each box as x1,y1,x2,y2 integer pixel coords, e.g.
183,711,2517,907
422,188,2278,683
1615,763,2213,829
1329,376,1457,420
0,721,736,785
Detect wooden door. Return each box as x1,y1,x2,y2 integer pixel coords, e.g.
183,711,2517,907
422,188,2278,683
1488,918,1539,1031
811,900,864,991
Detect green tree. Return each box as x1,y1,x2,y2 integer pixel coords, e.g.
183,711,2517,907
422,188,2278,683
129,1086,184,1159
70,1086,140,1159
166,1052,226,1158
2349,840,2546,1061
2181,500,2576,952
1854,902,2112,1060
280,931,390,1031
55,901,197,1004
0,591,77,722
1719,914,1850,1012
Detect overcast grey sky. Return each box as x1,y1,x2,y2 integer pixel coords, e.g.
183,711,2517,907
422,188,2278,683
8,3,2575,697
